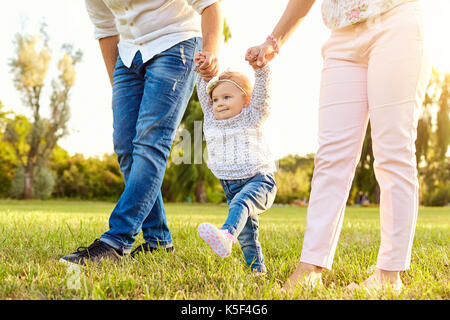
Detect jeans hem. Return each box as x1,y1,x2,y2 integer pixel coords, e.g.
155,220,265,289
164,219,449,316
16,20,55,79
100,236,133,254
249,265,267,273
221,225,237,237
143,240,174,249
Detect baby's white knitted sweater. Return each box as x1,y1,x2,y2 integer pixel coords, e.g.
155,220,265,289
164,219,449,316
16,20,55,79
197,65,277,180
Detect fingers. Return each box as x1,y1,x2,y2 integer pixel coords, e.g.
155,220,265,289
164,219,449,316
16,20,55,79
245,47,259,63
256,49,267,68
245,41,277,69
194,52,206,71
198,64,218,81
194,51,206,61
196,51,219,81
245,46,266,69
199,53,214,69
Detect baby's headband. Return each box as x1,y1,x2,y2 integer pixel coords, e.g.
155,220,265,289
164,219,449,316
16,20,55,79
206,76,248,96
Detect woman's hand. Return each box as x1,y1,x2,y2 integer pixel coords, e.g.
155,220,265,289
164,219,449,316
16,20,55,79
245,0,316,69
245,39,278,70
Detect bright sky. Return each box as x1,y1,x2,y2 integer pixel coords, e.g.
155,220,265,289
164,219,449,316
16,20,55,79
0,0,449,159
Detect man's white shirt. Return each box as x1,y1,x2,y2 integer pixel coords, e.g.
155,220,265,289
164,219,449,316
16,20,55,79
85,0,218,67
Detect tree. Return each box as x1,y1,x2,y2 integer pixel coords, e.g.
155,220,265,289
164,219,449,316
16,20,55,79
6,24,82,199
416,70,450,206
275,154,315,203
350,123,379,204
436,73,449,160
416,68,440,165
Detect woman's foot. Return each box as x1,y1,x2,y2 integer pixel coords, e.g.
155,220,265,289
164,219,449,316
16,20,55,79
347,268,403,294
197,223,236,258
282,262,323,292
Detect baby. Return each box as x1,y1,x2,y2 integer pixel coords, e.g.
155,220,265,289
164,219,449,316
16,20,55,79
194,52,277,274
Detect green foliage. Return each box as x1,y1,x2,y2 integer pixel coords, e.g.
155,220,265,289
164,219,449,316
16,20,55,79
163,96,224,203
0,102,18,196
274,154,314,203
10,166,26,199
348,123,379,205
10,164,56,200
436,73,449,159
419,155,450,206
32,165,56,199
51,150,124,200
223,19,232,43
416,69,450,206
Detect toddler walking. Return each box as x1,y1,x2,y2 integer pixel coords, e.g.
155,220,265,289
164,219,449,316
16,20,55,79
194,52,277,274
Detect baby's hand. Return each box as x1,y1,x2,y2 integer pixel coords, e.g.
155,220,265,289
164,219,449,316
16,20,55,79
194,52,206,69
246,47,261,70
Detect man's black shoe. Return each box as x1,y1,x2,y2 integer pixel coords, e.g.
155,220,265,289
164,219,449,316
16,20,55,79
130,243,175,258
60,239,123,265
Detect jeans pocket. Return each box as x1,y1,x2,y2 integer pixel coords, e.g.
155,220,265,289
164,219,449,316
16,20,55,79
220,180,231,200
144,39,197,95
172,37,199,81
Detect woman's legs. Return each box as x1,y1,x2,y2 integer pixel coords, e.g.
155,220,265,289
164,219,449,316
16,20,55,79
284,1,430,291
367,1,430,272
283,57,369,290
299,57,370,270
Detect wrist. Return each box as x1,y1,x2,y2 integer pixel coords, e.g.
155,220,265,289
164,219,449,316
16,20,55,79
201,48,219,57
254,63,270,74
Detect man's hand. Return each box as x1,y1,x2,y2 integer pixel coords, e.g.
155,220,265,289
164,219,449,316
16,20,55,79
194,51,205,66
195,51,219,82
99,35,120,85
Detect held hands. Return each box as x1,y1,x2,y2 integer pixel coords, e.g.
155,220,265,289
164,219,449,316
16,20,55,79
245,38,279,70
194,37,277,79
194,51,219,82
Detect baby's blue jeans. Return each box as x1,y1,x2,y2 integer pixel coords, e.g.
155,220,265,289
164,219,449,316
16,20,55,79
220,173,277,272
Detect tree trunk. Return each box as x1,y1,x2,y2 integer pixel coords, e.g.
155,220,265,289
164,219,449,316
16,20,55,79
373,183,380,204
195,180,207,203
24,164,33,199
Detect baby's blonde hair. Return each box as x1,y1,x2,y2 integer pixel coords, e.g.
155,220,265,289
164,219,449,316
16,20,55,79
209,71,253,102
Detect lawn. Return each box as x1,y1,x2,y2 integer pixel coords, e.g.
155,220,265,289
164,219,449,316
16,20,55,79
0,199,448,300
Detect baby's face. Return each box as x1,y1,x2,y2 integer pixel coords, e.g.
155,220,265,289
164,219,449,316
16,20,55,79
211,82,248,120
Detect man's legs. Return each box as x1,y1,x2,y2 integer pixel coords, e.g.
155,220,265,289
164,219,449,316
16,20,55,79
110,51,173,251
101,38,200,251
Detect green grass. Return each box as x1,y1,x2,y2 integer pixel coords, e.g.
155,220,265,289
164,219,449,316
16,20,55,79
0,199,448,300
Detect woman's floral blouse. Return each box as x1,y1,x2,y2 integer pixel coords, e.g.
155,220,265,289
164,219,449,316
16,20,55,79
321,0,412,29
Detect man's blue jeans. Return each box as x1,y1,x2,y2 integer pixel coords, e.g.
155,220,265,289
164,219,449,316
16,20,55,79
100,38,201,251
220,173,277,272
